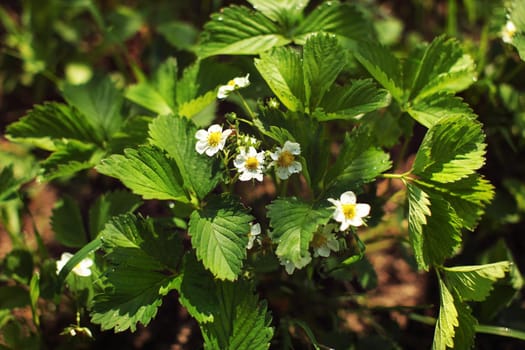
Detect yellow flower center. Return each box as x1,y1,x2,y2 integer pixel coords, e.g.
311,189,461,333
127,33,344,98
311,233,327,248
207,131,222,147
277,150,294,168
342,203,356,219
245,157,259,170
227,79,236,86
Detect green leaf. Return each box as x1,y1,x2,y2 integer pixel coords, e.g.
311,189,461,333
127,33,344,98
267,197,331,271
418,174,494,231
0,165,21,202
96,146,188,202
51,195,88,248
316,79,391,121
62,76,124,140
433,276,458,350
247,0,308,22
172,254,220,324
407,36,476,101
413,116,486,184
125,58,178,115
294,2,374,45
452,299,477,350
406,93,475,128
254,46,305,112
39,140,105,180
407,183,462,270
302,33,346,110
6,102,103,147
0,286,30,309
149,115,221,200
178,91,217,120
325,130,392,190
108,115,152,154
353,41,405,103
188,195,253,281
200,279,273,350
198,5,290,58
443,262,511,302
157,21,198,51
88,191,142,238
91,214,182,332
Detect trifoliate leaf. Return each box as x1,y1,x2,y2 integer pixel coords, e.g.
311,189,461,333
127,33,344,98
255,47,305,112
96,146,187,202
413,116,486,184
353,41,405,103
407,183,462,270
200,279,273,350
39,140,105,180
267,197,331,271
91,214,182,332
198,5,290,58
188,195,253,281
6,102,103,148
407,93,475,129
149,115,221,200
325,130,392,191
88,191,142,238
433,276,458,350
62,76,124,140
125,58,178,115
316,79,391,121
51,195,88,248
443,262,511,302
303,33,347,110
294,2,374,45
407,36,476,101
247,0,307,23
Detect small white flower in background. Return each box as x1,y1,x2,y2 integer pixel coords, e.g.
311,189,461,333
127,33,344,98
217,74,250,99
195,124,232,156
311,224,340,257
327,191,371,231
270,141,302,180
279,255,311,275
56,252,93,277
502,20,517,44
234,146,266,181
247,223,261,249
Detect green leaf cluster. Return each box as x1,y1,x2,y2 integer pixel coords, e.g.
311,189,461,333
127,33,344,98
198,1,374,58
355,35,477,127
255,34,390,117
407,116,494,270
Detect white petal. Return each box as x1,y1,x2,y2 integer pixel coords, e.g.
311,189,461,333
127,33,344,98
205,146,219,156
340,191,356,204
283,141,301,155
222,128,232,138
195,140,208,154
251,223,261,235
333,208,345,222
289,161,302,173
195,129,208,140
327,198,339,206
270,151,279,161
356,203,371,218
275,167,290,180
347,216,364,227
339,220,351,231
254,172,264,182
239,172,253,181
208,124,222,133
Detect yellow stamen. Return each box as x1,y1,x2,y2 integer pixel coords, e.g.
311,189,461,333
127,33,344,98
207,131,222,147
245,157,259,170
227,79,235,86
342,204,356,219
277,150,294,168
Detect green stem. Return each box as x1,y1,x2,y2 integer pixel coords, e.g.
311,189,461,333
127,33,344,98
235,91,257,120
381,170,412,180
409,314,525,341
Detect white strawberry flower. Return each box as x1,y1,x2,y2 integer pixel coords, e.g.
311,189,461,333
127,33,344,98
247,223,261,249
311,224,340,257
502,20,517,44
195,124,232,156
233,146,266,182
270,141,302,180
327,191,371,231
217,74,250,99
56,252,93,277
